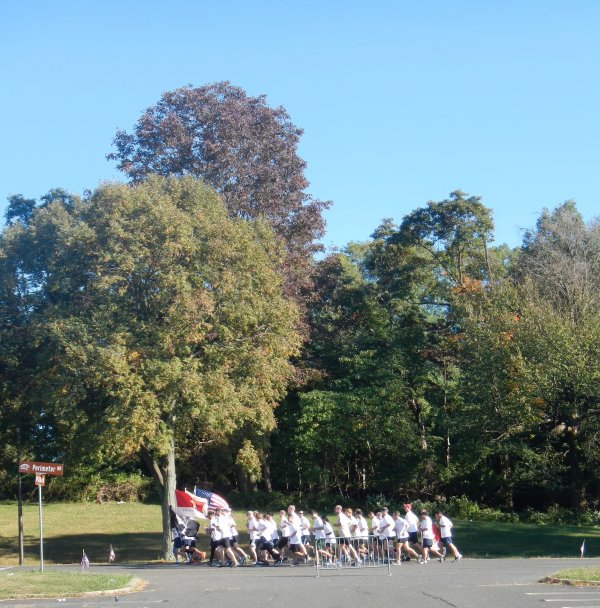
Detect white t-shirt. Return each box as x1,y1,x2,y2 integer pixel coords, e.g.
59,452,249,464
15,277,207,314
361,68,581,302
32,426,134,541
288,522,301,545
405,510,419,533
280,514,290,538
323,521,336,544
394,516,409,539
210,515,222,541
356,516,369,539
349,515,358,537
257,518,278,541
247,516,259,541
218,514,232,539
371,515,380,534
419,515,434,540
378,513,395,538
437,515,453,538
312,515,325,539
299,515,311,536
222,513,237,537
338,512,352,538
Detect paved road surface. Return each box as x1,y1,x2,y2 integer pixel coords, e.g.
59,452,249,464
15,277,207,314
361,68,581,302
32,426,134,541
3,558,600,608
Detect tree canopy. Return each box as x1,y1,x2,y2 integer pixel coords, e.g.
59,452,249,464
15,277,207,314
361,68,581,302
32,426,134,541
108,82,331,305
0,176,301,556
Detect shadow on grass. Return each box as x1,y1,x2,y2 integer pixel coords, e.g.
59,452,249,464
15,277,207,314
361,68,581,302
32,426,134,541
0,532,166,564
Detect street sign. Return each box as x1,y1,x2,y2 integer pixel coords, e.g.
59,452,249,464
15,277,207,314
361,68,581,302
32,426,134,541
17,461,64,572
19,461,64,476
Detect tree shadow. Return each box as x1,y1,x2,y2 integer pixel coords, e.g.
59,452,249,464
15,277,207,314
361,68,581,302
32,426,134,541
0,532,166,564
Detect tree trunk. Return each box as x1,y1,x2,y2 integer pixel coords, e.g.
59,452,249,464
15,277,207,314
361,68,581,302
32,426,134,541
141,441,177,561
260,448,272,492
566,431,586,510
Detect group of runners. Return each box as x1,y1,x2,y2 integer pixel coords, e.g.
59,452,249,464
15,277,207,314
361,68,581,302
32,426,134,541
171,502,463,567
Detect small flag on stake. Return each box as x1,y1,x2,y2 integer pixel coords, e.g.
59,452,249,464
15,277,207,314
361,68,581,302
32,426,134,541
580,539,585,558
81,549,90,571
109,545,116,562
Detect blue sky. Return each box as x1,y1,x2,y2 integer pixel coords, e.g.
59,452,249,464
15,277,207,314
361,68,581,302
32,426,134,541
1,1,599,250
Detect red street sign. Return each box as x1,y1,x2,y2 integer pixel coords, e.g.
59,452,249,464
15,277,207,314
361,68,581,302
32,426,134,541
19,461,64,476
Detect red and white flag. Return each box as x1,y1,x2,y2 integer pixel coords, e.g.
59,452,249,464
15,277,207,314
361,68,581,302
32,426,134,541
175,489,208,519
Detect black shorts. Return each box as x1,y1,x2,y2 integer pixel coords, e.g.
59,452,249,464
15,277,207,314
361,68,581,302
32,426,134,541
339,537,350,545
277,537,289,549
408,531,419,543
260,537,274,551
301,535,311,545
289,543,302,552
173,537,184,549
218,538,231,549
231,535,239,547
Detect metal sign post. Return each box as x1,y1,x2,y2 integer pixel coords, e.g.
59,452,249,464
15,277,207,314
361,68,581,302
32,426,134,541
35,474,45,571
18,461,63,570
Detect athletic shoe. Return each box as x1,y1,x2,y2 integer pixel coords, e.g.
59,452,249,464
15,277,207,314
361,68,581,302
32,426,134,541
453,554,463,562
438,556,445,563
274,558,284,566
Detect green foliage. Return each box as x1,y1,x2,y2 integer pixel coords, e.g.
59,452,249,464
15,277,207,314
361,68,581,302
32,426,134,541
0,176,301,558
45,469,153,503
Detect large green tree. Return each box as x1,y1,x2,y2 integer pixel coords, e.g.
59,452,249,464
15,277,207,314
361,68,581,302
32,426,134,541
0,176,300,557
108,82,331,306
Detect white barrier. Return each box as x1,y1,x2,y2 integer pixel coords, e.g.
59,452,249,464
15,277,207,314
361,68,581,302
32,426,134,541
313,535,393,577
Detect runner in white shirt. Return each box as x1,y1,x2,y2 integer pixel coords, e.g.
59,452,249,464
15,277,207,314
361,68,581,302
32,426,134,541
286,514,308,565
247,511,259,564
216,508,239,567
392,511,419,563
223,508,249,565
376,507,395,562
418,509,443,563
321,516,336,565
354,509,369,558
208,508,238,567
311,510,327,564
403,503,422,554
287,505,308,560
334,504,362,565
368,510,382,560
434,510,462,561
256,513,283,564
299,511,313,556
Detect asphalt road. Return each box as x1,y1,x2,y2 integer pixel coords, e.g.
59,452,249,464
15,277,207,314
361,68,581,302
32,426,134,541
3,558,600,608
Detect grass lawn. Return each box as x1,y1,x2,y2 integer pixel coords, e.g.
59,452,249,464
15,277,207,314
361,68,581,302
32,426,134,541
550,567,600,583
0,570,133,600
1,501,598,565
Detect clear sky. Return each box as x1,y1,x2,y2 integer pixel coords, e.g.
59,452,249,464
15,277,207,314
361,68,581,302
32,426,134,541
1,0,599,250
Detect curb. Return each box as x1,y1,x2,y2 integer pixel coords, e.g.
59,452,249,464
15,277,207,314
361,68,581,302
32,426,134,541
541,576,600,587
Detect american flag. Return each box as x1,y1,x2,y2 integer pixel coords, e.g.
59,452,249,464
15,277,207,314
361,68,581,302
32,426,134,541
194,487,229,510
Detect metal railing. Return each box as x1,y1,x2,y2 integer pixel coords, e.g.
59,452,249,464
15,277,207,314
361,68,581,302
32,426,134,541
313,535,393,577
